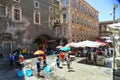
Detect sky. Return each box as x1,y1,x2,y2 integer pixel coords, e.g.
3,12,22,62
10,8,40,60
85,0,120,22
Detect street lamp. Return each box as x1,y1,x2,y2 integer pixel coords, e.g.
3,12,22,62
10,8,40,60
113,4,118,23
112,3,118,80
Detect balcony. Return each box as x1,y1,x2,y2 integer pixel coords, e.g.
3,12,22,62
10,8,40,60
59,6,67,12
53,22,61,28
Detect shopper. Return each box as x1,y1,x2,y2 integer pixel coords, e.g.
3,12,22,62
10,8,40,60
9,54,14,68
56,54,60,68
36,57,41,77
66,55,71,72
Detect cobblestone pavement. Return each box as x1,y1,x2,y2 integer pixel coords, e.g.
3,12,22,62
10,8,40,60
0,55,114,80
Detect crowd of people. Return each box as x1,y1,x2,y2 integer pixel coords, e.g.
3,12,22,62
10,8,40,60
55,51,73,72
67,45,114,66
3,43,113,79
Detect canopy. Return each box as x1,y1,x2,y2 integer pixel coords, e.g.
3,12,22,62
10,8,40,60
42,39,56,43
65,40,107,48
107,22,120,29
76,40,102,47
94,40,108,46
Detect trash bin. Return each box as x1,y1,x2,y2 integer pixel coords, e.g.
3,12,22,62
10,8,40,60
17,70,24,77
26,69,33,77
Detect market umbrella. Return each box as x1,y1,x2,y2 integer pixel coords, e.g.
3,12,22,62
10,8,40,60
65,42,78,47
94,40,107,46
75,40,102,47
33,50,44,55
105,39,113,43
107,22,120,30
60,46,71,51
56,45,63,49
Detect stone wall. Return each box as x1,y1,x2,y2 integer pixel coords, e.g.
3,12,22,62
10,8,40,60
0,0,58,54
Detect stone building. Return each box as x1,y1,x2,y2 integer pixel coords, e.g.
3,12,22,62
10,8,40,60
53,0,99,44
99,21,113,38
99,19,120,39
0,0,60,55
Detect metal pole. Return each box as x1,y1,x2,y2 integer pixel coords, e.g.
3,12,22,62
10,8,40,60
113,4,115,23
113,4,115,80
113,3,118,80
113,34,116,80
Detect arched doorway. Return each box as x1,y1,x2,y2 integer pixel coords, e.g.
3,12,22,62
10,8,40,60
0,33,16,56
34,34,55,49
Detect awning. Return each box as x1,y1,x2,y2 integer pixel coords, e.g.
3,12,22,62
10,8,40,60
42,40,56,43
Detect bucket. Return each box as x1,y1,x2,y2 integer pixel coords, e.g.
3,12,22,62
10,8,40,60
17,70,24,77
26,69,32,77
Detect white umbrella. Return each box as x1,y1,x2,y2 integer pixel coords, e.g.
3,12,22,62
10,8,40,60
75,40,102,47
107,22,120,29
105,39,113,43
65,42,77,47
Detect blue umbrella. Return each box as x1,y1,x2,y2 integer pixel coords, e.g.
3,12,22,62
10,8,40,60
60,46,71,51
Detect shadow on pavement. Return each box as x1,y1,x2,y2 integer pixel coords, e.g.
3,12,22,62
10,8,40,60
68,69,75,72
0,58,26,80
77,58,105,67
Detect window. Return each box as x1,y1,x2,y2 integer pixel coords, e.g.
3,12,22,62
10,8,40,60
0,5,7,16
61,0,67,7
14,9,20,20
49,6,53,13
71,0,74,7
76,16,79,24
72,27,75,36
13,0,20,3
56,28,59,36
34,1,39,9
55,8,59,14
63,13,66,22
76,1,79,9
63,27,66,36
33,10,41,24
12,5,22,22
72,14,74,22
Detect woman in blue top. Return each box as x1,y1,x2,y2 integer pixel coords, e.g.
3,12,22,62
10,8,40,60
9,54,14,68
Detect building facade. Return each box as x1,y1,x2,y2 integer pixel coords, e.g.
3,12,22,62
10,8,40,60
0,0,99,55
99,19,120,39
99,21,113,38
0,0,60,55
53,0,99,45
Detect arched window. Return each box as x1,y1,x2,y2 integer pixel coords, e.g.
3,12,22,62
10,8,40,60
0,4,7,16
33,10,41,24
12,5,22,22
